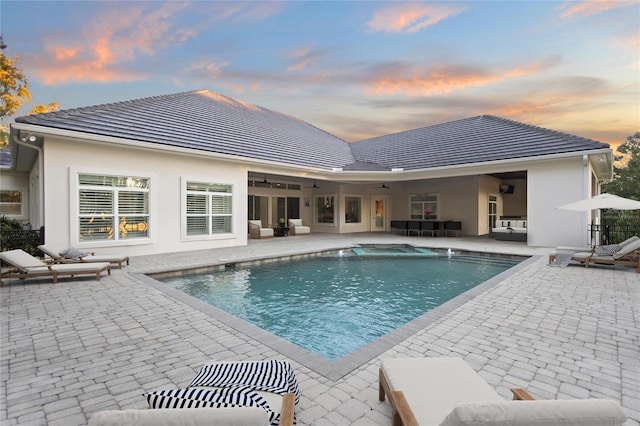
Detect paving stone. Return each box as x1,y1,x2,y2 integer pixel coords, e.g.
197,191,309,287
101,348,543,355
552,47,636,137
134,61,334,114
1,236,639,425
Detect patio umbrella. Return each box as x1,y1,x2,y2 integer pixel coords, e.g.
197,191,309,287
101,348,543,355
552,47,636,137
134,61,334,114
556,193,640,211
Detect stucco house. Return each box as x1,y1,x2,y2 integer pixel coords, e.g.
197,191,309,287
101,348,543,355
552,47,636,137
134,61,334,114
1,89,612,256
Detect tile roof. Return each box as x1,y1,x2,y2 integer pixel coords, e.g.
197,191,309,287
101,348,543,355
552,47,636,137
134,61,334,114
15,91,609,172
350,115,609,170
15,90,354,170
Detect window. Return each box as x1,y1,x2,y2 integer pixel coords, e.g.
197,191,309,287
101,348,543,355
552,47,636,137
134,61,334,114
0,190,23,216
186,182,232,236
315,196,335,224
78,174,149,241
410,194,438,219
345,196,361,223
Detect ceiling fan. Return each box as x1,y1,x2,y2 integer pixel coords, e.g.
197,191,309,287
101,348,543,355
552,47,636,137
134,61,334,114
377,183,391,189
305,180,321,188
261,174,270,184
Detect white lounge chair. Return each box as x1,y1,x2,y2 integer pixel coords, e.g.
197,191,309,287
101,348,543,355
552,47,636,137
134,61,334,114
38,244,129,268
89,360,298,426
379,357,627,426
0,249,111,284
287,219,310,236
248,220,274,239
571,237,640,273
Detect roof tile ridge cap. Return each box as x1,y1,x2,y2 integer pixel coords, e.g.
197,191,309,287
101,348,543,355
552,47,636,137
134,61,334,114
484,114,608,146
218,92,350,145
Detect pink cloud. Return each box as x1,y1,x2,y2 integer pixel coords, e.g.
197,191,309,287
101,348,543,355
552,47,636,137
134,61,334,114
27,2,196,85
367,58,559,96
367,3,465,33
559,0,630,19
287,46,323,72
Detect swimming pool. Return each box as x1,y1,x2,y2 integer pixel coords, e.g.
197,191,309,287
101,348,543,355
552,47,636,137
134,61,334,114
159,249,523,360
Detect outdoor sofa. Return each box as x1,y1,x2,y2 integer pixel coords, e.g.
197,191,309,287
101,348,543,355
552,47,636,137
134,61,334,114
0,249,111,284
38,244,129,268
89,360,298,426
492,220,527,242
379,357,627,426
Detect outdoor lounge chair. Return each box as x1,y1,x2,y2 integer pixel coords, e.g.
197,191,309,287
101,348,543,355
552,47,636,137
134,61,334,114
549,235,639,265
248,220,274,239
38,244,129,268
571,238,640,272
379,357,627,426
0,249,111,284
89,360,298,426
287,219,310,236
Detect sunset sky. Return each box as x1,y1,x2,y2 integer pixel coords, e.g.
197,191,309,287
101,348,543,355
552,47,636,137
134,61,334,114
2,1,639,149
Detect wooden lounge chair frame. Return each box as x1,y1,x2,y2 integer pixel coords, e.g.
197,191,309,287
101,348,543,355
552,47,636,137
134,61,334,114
571,238,640,273
38,244,129,268
0,249,111,285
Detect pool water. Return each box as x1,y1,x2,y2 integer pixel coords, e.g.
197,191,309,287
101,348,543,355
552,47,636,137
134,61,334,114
160,252,522,360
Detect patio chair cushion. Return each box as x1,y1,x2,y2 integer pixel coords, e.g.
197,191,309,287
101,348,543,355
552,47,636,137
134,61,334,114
439,399,627,426
88,406,270,426
59,247,88,259
595,244,621,256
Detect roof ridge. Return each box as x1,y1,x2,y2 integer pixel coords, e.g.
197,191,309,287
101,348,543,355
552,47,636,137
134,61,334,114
30,90,205,118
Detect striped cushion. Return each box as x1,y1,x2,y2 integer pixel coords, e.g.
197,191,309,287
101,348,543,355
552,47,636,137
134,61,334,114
145,387,277,425
188,360,300,403
595,244,621,256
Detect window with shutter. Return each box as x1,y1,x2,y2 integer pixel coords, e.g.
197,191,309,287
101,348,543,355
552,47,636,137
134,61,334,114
78,174,150,241
185,182,233,236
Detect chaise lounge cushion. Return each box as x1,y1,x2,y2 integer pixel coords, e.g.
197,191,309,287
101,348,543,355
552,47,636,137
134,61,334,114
88,406,270,426
381,358,503,425
440,399,627,426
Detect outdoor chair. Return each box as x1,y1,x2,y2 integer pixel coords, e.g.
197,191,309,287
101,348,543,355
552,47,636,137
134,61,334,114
288,219,310,236
571,237,640,273
0,249,111,284
443,221,462,237
38,244,129,268
89,360,299,426
379,357,627,426
407,221,422,236
248,220,274,239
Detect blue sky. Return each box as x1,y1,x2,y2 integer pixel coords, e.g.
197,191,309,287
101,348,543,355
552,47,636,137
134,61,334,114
2,1,638,148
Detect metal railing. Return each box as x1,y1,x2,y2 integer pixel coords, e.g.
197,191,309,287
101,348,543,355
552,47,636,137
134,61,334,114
0,227,44,256
589,223,640,246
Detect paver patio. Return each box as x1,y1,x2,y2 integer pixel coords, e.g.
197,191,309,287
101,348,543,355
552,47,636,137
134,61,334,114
1,233,638,425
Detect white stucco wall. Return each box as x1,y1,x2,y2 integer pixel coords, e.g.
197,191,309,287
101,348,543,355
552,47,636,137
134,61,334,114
527,156,591,247
43,136,249,256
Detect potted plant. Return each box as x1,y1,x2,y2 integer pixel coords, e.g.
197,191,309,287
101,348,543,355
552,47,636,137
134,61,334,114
278,217,286,228
423,209,433,220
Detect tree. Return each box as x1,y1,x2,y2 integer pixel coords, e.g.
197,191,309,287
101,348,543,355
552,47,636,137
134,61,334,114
602,132,640,200
0,36,59,147
0,36,31,120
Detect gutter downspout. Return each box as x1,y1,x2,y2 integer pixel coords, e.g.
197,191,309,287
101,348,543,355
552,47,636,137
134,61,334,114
12,133,44,230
